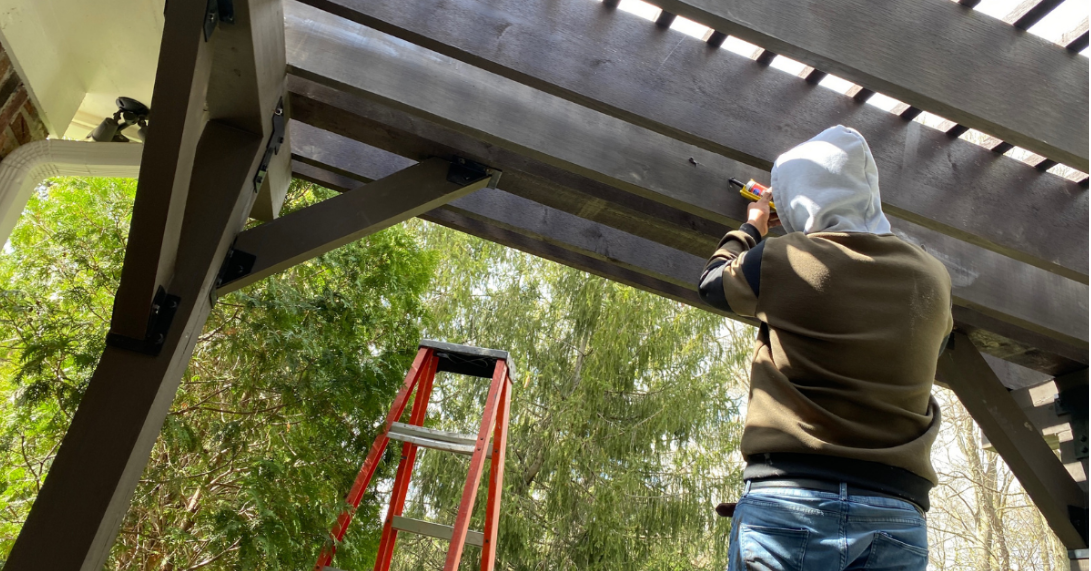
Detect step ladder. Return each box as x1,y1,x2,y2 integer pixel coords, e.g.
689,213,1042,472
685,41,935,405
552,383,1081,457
314,340,515,571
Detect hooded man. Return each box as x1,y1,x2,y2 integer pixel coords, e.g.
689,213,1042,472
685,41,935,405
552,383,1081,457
699,126,953,571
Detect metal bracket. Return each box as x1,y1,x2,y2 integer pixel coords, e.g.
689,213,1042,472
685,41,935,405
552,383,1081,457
105,286,181,356
1055,383,1089,461
203,0,235,41
1069,505,1089,546
253,98,286,193
447,157,500,188
213,247,257,297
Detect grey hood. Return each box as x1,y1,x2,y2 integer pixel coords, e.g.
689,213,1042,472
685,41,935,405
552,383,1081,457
770,125,892,235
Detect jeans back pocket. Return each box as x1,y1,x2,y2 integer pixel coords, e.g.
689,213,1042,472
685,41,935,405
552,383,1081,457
864,531,929,570
740,523,809,571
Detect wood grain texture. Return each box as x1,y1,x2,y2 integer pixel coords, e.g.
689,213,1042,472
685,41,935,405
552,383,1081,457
288,133,1086,374
651,0,1088,169
285,0,1088,282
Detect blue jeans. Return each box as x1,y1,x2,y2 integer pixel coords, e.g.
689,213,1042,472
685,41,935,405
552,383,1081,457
727,482,928,571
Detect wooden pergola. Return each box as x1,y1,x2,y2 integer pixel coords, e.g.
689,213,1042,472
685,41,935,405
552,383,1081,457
4,0,1087,568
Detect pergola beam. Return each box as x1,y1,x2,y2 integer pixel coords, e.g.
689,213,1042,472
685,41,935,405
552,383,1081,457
282,44,1088,372
652,0,1088,169
216,158,492,294
286,119,1086,374
290,0,1089,282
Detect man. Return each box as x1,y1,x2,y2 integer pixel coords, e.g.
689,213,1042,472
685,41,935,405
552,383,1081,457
699,125,953,571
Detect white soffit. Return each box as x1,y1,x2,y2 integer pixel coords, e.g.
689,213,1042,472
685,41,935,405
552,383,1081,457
0,0,163,139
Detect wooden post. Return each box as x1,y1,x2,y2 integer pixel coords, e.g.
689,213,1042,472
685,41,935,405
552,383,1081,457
5,122,266,571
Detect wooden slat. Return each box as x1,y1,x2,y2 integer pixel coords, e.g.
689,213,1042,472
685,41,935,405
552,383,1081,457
289,0,1089,282
650,0,1087,168
217,158,488,294
390,516,485,547
1008,0,1065,30
6,122,266,571
937,332,1088,549
287,131,1087,375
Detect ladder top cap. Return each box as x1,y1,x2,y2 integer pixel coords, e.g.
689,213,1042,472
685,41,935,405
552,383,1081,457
419,339,516,381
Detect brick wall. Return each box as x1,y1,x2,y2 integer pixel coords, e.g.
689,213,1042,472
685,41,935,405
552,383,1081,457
0,43,48,158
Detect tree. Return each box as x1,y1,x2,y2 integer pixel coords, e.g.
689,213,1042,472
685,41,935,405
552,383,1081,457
927,386,1069,571
387,222,752,570
0,178,436,569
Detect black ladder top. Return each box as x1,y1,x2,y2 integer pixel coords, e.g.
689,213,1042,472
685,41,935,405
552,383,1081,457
419,339,516,382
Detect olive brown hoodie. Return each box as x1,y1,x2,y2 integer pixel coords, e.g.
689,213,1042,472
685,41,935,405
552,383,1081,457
699,126,953,510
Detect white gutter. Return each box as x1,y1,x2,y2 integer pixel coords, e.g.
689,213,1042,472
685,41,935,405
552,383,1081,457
0,140,142,245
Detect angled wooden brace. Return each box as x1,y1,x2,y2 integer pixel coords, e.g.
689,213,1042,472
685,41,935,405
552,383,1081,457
215,157,498,295
937,332,1088,551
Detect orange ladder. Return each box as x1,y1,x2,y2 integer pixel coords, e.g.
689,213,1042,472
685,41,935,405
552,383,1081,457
314,340,514,571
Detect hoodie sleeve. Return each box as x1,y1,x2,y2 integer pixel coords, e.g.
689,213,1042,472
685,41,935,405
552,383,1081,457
698,223,765,317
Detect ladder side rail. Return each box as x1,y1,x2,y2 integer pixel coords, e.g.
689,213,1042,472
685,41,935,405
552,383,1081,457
444,361,509,571
314,347,433,571
374,354,439,571
480,374,513,571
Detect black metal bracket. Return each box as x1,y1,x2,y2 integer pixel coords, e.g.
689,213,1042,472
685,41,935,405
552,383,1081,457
1055,383,1089,461
253,98,286,193
203,0,235,41
1069,505,1089,546
105,286,181,356
214,247,257,291
447,157,500,188
447,157,489,186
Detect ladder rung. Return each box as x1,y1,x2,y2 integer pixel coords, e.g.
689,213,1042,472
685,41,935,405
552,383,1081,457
387,422,492,457
391,515,485,547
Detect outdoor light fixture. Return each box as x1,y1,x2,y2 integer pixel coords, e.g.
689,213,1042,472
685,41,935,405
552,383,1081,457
88,97,150,142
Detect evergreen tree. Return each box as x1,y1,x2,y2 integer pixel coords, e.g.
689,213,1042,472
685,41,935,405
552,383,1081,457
0,178,435,569
391,222,751,570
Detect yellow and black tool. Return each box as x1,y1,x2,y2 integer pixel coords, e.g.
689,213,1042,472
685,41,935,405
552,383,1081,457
729,178,776,212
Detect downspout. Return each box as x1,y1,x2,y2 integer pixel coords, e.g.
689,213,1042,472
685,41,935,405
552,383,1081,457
0,140,142,245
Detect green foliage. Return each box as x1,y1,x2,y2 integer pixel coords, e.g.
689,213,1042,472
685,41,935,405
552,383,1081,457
394,222,750,570
0,178,435,569
0,177,751,570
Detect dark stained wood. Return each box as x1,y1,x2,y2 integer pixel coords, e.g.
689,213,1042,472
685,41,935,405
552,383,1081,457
218,158,488,294
649,0,1087,169
1011,0,1065,29
655,11,677,28
288,0,1089,281
286,120,1088,374
946,124,970,138
1067,31,1089,52
937,332,1088,549
5,122,266,571
110,0,214,340
207,0,289,220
